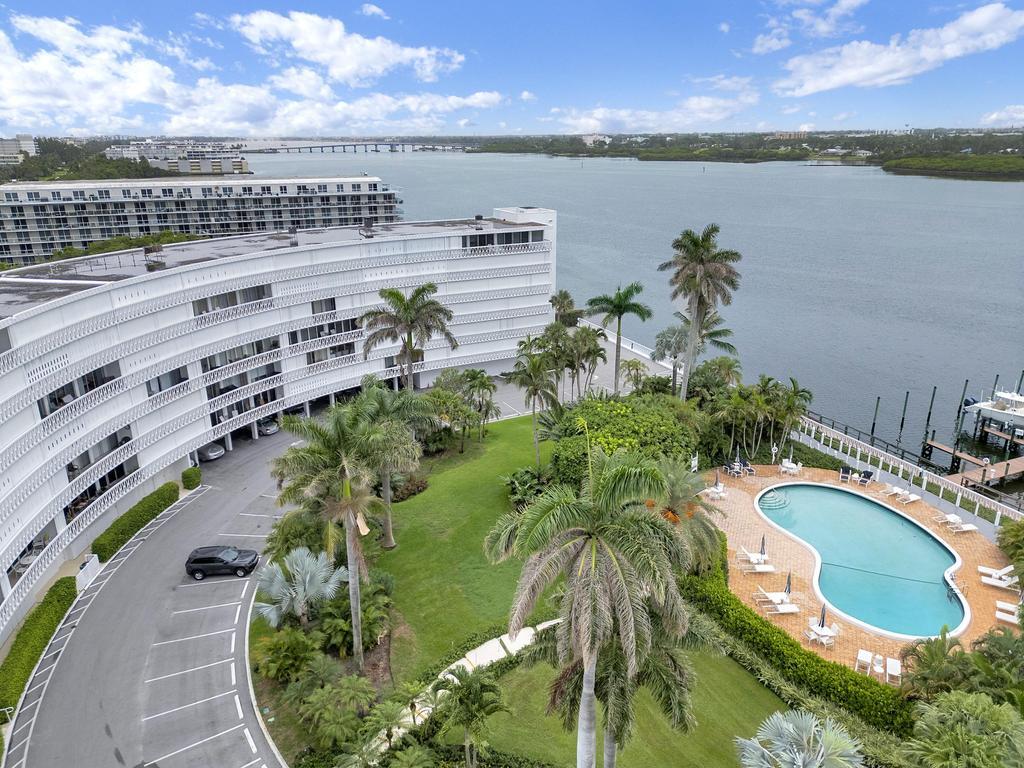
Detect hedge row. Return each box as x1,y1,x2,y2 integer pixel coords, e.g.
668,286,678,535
0,577,77,711
679,544,914,736
91,482,179,562
181,466,202,490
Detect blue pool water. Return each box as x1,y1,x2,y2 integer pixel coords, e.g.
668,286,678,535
757,484,966,637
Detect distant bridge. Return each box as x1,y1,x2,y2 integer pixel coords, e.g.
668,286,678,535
243,142,467,154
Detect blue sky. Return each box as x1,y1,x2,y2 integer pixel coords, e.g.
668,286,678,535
1,1,1023,136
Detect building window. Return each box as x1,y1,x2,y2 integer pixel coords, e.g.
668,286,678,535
72,191,85,200
145,366,188,396
3,192,18,202
27,192,40,201
122,189,132,199
97,190,111,199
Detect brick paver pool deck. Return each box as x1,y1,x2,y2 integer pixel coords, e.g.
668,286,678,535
712,466,1011,681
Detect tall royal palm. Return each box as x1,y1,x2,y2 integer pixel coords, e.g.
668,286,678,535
350,380,435,550
502,353,558,467
586,283,652,394
360,283,458,392
658,224,742,400
486,449,687,768
272,406,376,671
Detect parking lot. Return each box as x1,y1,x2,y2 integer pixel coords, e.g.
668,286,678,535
9,430,290,768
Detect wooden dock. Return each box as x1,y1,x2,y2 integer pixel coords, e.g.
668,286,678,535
948,455,1024,486
983,424,1024,448
925,440,985,467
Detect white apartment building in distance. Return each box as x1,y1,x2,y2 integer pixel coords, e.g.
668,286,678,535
103,141,251,175
0,176,400,264
0,134,39,165
0,205,556,643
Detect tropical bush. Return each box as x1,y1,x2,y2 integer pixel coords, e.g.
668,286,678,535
252,626,322,683
633,374,674,395
901,691,1024,767
996,518,1024,570
501,466,550,510
736,710,863,767
0,577,77,711
318,582,393,656
393,474,429,502
679,547,913,735
181,466,201,490
91,482,179,561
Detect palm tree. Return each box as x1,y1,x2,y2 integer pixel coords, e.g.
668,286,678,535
658,224,742,400
486,448,688,768
362,699,409,750
272,407,378,671
736,711,863,768
350,382,434,550
619,359,647,392
675,308,737,357
432,666,508,768
775,377,813,451
502,353,557,467
391,745,437,768
333,673,377,714
539,322,571,402
902,691,1024,768
586,282,652,394
652,324,688,396
567,326,606,399
657,457,724,575
900,625,976,701
360,283,458,392
709,356,743,388
254,546,348,629
550,288,585,327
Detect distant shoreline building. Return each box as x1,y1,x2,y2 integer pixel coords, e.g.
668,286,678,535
0,135,39,166
0,205,557,643
104,140,251,175
0,176,401,265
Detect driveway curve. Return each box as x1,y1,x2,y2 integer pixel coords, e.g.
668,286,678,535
4,430,292,768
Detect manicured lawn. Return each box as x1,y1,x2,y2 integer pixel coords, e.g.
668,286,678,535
486,657,785,768
383,416,551,683
249,616,310,764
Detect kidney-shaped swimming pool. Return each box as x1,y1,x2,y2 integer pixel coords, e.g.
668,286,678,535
755,483,967,639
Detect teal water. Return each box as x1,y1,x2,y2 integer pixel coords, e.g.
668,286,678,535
758,484,965,637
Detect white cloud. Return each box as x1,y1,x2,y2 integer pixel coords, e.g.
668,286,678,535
775,3,1024,96
798,122,816,131
230,10,464,86
519,89,537,101
719,21,731,34
557,85,759,133
0,13,501,136
753,18,792,53
781,104,802,114
792,0,868,37
981,104,1024,125
692,74,754,92
359,4,391,20
192,12,226,31
456,117,474,128
832,110,855,121
498,121,508,129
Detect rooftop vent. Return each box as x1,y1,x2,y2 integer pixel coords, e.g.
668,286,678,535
360,217,375,238
474,214,483,220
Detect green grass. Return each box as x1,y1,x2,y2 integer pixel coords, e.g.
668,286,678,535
248,616,309,764
484,658,784,767
383,416,550,683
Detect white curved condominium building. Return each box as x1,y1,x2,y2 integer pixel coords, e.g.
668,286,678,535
0,206,556,643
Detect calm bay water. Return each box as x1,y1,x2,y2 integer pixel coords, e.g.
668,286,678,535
250,151,1023,448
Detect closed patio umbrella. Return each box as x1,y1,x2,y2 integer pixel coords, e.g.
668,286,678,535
714,469,721,487
788,444,794,463
759,534,767,558
818,604,827,629
735,446,741,464
785,571,792,595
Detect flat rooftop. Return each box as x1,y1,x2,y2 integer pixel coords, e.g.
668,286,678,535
0,214,550,320
0,175,384,191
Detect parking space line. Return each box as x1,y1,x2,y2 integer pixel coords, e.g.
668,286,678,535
230,631,236,654
143,723,246,766
142,690,237,721
171,600,241,615
238,759,262,768
239,513,279,518
233,604,241,624
240,582,249,599
144,657,233,683
24,677,49,696
243,728,257,753
152,627,236,646
175,577,248,589
219,533,270,538
8,735,29,754
234,694,243,720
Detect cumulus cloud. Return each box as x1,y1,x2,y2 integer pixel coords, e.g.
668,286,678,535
719,22,731,34
557,81,759,133
519,90,536,101
775,3,1024,96
798,122,816,131
359,4,390,20
981,104,1024,125
0,13,501,136
792,0,868,37
230,10,464,86
780,104,802,114
692,74,754,92
832,110,855,121
753,18,792,53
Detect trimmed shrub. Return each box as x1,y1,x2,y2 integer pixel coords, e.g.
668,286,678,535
392,474,428,502
679,556,914,736
181,466,201,490
91,482,179,562
0,577,77,711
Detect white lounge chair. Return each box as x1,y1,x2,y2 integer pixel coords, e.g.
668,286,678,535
979,564,1015,579
854,649,873,674
996,600,1019,613
754,586,789,605
766,602,800,615
899,493,922,505
934,512,961,524
740,563,776,575
738,545,768,564
996,601,1020,624
886,657,902,685
949,522,979,534
883,484,902,497
981,574,1020,590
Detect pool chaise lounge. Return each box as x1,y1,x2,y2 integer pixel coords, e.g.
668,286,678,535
949,522,979,534
979,564,1015,579
741,563,776,575
981,573,1020,590
737,545,768,564
996,600,1020,624
766,602,800,615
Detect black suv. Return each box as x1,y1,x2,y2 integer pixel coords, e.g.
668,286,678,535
185,546,260,580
